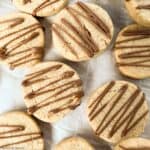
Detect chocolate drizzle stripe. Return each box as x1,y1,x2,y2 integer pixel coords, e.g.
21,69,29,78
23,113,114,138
116,35,150,44
52,25,78,58
123,29,150,36
0,18,24,29
119,145,150,150
27,91,84,114
66,7,99,55
0,132,41,139
25,71,75,99
54,22,93,57
119,49,150,59
32,0,59,15
88,81,115,115
77,2,110,38
115,45,150,49
0,125,24,135
0,135,42,148
95,84,128,134
136,4,150,10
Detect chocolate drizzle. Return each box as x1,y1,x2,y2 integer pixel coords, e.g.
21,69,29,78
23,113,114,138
88,81,149,137
0,124,42,148
0,16,43,68
136,4,150,10
119,145,150,150
32,0,59,15
52,2,111,58
22,64,84,115
115,27,150,68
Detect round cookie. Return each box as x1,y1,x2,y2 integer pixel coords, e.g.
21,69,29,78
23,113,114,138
54,136,95,150
114,24,150,79
22,61,84,123
87,80,149,144
125,0,150,27
115,138,150,150
12,0,68,17
0,12,44,69
0,111,44,150
52,1,114,62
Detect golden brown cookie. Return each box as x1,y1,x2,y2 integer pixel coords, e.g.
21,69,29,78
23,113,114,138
0,12,44,69
52,1,114,62
54,136,95,150
13,0,68,17
22,61,84,123
125,0,150,27
115,138,150,150
87,80,149,144
114,24,150,79
0,111,44,150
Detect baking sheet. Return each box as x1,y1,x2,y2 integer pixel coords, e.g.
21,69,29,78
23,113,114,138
0,0,150,150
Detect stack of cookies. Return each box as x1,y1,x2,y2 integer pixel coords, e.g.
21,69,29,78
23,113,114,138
0,0,149,150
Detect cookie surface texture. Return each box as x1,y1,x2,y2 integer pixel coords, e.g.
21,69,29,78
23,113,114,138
22,61,84,123
52,1,114,62
0,12,44,69
54,136,95,150
0,111,44,150
114,24,150,79
13,0,68,17
125,0,150,27
87,80,149,144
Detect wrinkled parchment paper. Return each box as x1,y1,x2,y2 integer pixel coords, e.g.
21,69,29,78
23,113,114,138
0,0,150,149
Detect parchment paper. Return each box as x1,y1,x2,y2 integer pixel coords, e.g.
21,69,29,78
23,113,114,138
0,0,150,150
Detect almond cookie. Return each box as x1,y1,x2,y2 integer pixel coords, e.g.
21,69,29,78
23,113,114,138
115,138,150,150
22,61,84,123
0,12,44,69
0,111,44,150
54,136,95,150
87,80,149,144
52,2,114,62
12,0,68,17
125,0,150,27
114,24,150,79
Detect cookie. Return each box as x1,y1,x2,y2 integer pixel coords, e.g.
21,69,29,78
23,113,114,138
0,111,44,150
115,138,150,150
54,136,95,150
125,0,150,27
52,1,114,62
87,80,149,144
0,12,44,69
114,24,150,79
22,61,84,123
12,0,68,17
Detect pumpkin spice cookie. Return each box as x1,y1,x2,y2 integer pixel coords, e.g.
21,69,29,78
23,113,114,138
87,80,149,144
114,24,150,79
0,111,44,150
52,1,114,62
115,138,150,150
125,0,150,27
12,0,68,17
54,136,95,150
0,12,44,69
22,61,84,123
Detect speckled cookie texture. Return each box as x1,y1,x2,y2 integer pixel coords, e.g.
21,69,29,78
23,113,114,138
13,0,68,17
115,138,150,150
125,0,150,27
54,136,95,150
0,111,44,150
22,61,84,123
52,1,114,62
114,24,150,79
0,12,44,69
87,80,149,144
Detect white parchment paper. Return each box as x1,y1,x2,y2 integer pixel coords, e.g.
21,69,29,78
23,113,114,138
0,0,150,150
